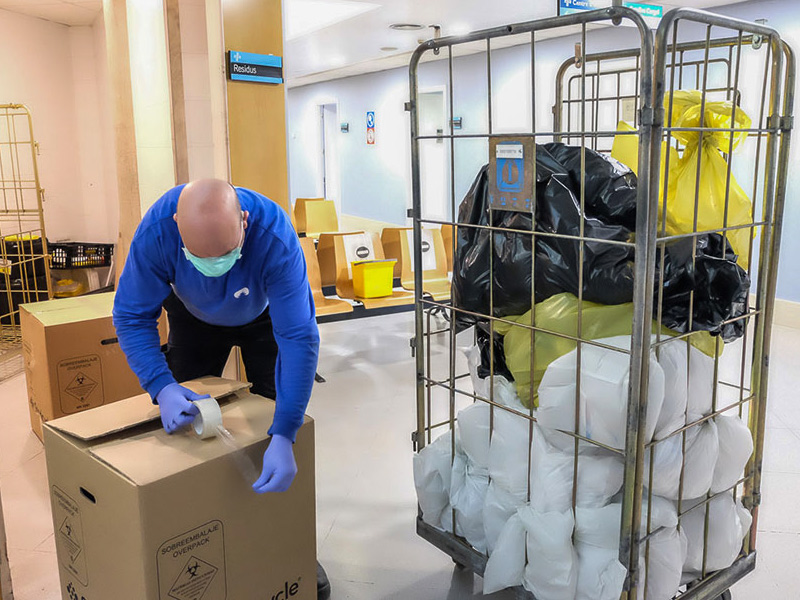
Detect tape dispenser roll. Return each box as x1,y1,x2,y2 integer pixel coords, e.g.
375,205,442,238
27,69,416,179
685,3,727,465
192,396,223,439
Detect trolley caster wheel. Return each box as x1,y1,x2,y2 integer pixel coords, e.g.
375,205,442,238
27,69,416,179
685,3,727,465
716,592,732,600
452,558,468,570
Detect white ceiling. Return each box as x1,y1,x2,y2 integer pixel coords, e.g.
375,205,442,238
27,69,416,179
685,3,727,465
0,0,101,27
0,0,751,84
283,0,750,87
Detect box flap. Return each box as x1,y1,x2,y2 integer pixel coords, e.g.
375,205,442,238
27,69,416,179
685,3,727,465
86,394,313,485
45,377,251,441
21,292,116,327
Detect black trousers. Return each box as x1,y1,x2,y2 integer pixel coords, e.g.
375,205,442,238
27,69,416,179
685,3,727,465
162,293,278,399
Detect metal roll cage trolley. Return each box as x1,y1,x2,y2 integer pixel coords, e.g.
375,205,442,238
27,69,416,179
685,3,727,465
408,4,793,600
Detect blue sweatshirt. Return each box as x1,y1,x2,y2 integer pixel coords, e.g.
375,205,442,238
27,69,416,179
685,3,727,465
112,185,319,442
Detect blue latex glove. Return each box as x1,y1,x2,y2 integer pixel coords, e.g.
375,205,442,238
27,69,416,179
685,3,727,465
156,383,204,433
253,434,297,493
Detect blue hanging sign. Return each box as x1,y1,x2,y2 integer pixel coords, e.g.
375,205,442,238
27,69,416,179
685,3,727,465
227,50,284,84
558,0,663,18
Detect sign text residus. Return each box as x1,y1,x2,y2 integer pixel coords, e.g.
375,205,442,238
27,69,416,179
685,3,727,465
232,63,258,75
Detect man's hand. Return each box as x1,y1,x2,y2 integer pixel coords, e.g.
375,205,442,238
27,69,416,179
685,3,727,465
156,383,204,433
253,434,297,493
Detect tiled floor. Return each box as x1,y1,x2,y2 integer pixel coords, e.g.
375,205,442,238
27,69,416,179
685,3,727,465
1,314,799,599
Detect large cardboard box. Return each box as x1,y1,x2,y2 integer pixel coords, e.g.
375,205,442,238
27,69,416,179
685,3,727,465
20,292,167,440
43,377,317,600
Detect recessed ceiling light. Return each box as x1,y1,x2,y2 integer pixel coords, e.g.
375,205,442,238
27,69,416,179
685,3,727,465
380,46,399,52
389,23,424,31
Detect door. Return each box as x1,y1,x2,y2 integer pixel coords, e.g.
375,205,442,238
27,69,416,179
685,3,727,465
319,103,341,215
418,91,447,221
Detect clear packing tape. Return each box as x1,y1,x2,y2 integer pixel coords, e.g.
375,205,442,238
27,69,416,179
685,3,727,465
611,90,753,269
192,396,260,482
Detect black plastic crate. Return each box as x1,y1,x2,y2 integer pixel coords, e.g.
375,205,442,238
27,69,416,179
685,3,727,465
49,242,114,269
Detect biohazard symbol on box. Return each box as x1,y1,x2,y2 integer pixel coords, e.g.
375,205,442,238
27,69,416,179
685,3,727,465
59,516,83,564
57,354,105,413
169,556,218,600
65,372,98,402
53,486,88,585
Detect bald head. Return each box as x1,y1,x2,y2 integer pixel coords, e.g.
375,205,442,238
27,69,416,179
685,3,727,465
175,179,246,258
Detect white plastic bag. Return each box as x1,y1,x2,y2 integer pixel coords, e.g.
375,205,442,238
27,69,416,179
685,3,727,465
575,500,684,600
449,453,489,554
638,526,688,600
413,430,455,529
456,402,491,471
465,344,488,399
644,419,719,499
575,544,627,600
487,384,531,499
538,336,665,451
520,506,578,600
655,339,715,438
531,426,625,513
712,415,753,493
483,512,527,594
654,340,690,438
575,496,677,549
682,493,752,574
483,481,525,553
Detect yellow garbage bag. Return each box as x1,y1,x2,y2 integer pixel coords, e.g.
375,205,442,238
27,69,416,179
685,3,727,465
667,90,753,268
612,91,753,269
611,120,678,196
494,292,718,408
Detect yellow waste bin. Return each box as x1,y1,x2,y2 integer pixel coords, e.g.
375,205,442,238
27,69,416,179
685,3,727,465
352,259,397,298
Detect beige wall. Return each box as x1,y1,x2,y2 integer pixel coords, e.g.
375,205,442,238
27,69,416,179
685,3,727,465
179,0,216,181
93,13,121,243
126,0,176,213
69,24,117,244
0,9,117,243
0,10,83,241
223,0,289,212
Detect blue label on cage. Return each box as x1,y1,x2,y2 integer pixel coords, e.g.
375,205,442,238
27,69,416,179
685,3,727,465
497,158,523,193
489,194,533,210
490,137,533,213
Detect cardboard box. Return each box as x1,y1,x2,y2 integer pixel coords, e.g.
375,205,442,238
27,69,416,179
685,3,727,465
20,292,167,440
43,377,317,600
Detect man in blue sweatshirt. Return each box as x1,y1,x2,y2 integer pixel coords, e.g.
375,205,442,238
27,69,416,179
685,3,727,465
112,178,329,599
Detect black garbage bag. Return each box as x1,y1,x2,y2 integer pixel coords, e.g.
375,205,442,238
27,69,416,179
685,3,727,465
476,322,514,382
452,142,750,341
658,234,750,342
452,143,637,323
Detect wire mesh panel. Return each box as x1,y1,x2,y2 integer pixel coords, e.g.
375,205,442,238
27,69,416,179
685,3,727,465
0,104,51,380
409,6,792,600
646,11,793,600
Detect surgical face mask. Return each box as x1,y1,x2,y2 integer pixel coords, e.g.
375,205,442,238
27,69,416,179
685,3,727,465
183,225,244,277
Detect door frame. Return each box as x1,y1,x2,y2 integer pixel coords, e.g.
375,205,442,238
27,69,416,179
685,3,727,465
316,99,341,216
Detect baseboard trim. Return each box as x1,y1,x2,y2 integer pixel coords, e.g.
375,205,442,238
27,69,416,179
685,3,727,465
774,297,800,329
339,214,403,235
